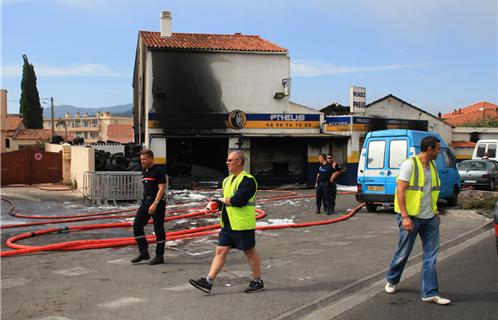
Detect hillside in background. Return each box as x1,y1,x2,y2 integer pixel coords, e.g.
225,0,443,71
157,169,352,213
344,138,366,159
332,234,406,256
42,103,132,118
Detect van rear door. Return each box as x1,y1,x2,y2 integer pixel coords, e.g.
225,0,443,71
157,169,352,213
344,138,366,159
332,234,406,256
385,138,409,196
363,139,387,196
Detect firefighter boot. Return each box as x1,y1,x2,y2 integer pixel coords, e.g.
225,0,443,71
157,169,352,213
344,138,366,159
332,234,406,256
149,241,165,265
131,237,150,263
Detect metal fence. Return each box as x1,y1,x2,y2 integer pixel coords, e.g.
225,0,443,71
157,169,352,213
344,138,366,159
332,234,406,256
83,171,143,205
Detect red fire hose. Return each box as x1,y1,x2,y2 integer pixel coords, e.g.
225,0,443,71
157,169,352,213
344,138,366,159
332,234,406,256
1,191,361,257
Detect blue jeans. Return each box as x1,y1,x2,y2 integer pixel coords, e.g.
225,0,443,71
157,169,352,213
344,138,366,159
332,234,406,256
386,215,440,298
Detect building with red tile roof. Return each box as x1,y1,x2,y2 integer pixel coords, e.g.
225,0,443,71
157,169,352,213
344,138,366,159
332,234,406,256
139,31,287,53
6,115,24,132
442,101,498,127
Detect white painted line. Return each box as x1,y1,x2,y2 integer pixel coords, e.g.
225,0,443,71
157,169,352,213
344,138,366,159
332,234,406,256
106,258,129,265
162,283,193,291
292,248,327,255
305,230,494,320
97,297,144,308
36,317,75,320
185,250,212,256
52,267,95,276
1,278,29,289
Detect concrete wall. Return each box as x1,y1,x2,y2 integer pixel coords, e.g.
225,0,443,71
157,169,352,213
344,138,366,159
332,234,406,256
149,50,290,115
452,127,498,141
45,143,63,153
71,146,95,190
365,97,453,144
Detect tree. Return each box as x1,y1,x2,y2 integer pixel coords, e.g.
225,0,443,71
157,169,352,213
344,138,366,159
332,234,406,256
19,54,43,128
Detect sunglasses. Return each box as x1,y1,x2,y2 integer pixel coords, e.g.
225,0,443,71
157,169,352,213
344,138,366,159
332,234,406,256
226,158,241,162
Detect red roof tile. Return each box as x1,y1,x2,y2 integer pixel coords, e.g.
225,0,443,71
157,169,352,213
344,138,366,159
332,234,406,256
139,31,287,53
6,116,24,131
106,124,134,143
442,101,498,126
14,129,52,140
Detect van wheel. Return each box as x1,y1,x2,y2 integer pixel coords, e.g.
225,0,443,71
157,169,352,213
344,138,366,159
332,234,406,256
365,203,378,212
446,188,458,206
489,179,496,191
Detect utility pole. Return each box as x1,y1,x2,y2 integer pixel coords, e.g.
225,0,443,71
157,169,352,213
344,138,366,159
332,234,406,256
51,96,55,137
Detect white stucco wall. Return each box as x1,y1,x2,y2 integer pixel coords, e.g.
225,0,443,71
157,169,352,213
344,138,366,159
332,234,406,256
452,127,498,141
71,146,95,189
365,96,453,144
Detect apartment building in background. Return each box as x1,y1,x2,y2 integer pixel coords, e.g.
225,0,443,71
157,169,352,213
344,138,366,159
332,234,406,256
43,112,133,143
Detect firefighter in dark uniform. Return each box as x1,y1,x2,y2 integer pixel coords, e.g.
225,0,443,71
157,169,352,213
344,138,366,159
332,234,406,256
316,154,333,214
326,153,342,214
131,149,167,265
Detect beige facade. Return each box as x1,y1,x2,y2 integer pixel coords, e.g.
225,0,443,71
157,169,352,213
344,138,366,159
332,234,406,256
43,112,132,143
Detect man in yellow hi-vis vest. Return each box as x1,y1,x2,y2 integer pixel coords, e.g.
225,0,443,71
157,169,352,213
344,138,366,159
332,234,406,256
189,151,263,294
384,136,451,305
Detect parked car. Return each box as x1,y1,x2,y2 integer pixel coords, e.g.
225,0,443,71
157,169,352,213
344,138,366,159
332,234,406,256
356,129,461,212
457,159,498,191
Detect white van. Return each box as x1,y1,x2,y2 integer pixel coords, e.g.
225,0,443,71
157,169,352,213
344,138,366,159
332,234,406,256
472,140,498,161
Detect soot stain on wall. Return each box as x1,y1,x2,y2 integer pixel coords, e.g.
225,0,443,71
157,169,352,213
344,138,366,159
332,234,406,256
151,51,229,132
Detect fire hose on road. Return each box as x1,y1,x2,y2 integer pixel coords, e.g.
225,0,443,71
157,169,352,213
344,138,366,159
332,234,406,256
0,191,362,257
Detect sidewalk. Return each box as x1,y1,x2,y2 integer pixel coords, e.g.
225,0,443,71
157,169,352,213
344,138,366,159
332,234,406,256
0,188,492,320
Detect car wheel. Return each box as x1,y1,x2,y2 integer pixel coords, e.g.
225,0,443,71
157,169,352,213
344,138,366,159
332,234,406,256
365,203,378,212
490,179,496,191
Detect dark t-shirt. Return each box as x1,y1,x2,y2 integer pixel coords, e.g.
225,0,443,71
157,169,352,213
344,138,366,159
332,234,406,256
221,176,257,231
142,164,166,198
317,163,333,183
330,162,342,183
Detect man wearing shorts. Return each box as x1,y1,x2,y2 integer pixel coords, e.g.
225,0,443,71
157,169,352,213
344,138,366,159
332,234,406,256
189,151,263,294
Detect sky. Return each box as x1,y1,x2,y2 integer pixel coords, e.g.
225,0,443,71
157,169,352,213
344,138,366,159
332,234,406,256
1,0,497,115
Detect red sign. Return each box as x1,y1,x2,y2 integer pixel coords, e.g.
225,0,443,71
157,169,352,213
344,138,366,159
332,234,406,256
34,152,43,161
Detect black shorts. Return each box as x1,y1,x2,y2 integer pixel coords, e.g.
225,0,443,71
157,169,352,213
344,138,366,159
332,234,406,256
218,228,255,251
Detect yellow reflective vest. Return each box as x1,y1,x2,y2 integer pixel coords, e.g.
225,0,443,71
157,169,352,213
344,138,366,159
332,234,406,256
221,171,258,231
394,156,441,216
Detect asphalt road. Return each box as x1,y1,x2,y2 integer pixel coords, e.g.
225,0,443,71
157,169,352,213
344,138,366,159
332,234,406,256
333,234,498,320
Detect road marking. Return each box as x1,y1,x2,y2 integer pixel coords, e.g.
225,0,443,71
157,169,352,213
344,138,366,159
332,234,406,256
1,278,29,289
162,283,193,291
320,241,353,246
52,267,95,276
36,317,75,320
292,248,327,255
106,258,129,265
185,250,212,256
344,234,378,240
97,297,144,308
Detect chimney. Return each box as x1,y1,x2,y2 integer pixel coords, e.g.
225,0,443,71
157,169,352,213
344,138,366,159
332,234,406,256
160,11,172,38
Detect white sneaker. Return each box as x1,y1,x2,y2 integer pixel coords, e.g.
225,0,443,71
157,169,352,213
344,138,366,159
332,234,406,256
384,282,396,294
421,296,451,305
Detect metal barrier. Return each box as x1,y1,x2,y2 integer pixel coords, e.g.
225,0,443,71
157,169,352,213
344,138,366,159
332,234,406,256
83,171,143,205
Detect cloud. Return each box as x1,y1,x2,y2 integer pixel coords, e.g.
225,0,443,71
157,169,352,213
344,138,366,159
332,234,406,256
291,59,419,77
2,64,129,77
3,0,123,8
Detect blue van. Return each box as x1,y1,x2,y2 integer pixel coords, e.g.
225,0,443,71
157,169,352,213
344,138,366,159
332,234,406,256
356,129,461,212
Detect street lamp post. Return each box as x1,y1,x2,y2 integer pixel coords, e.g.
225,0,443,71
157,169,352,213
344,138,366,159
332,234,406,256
42,97,55,137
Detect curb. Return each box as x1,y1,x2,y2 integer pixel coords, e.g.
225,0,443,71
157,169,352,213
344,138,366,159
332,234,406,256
271,219,493,320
